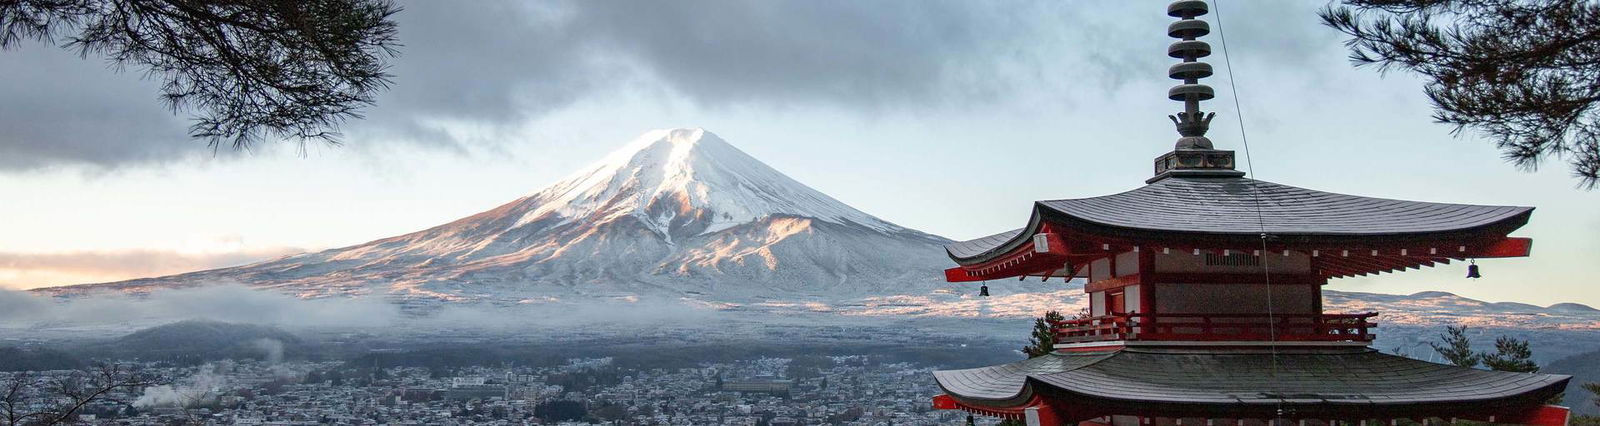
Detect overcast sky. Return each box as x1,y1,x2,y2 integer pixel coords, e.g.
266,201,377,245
0,1,1595,306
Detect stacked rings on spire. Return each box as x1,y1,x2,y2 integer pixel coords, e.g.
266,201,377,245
1168,62,1213,80
1167,40,1211,59
1168,0,1212,89
1166,0,1215,150
1168,84,1214,101
1167,20,1210,39
1167,0,1209,18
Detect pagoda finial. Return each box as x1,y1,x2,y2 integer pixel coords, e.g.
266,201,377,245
1167,0,1215,150
1149,0,1242,182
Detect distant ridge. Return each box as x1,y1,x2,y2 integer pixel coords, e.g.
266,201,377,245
1324,288,1600,329
1548,302,1599,312
1397,290,1593,311
91,320,302,361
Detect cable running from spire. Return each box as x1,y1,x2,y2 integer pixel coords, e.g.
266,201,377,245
1211,1,1288,421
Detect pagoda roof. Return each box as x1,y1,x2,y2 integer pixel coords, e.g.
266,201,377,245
947,176,1532,265
934,347,1569,419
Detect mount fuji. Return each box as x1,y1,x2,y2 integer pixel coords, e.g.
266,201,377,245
50,128,956,302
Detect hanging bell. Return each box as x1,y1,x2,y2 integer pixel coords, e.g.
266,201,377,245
1466,260,1481,279
979,285,990,297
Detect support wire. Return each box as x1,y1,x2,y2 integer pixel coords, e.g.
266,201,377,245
1212,1,1288,422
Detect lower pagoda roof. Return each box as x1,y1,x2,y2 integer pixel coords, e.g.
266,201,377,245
947,176,1533,265
933,347,1569,420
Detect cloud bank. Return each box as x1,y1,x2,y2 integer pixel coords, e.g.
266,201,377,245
0,284,400,329
0,1,1046,170
0,283,1058,338
0,1,1343,171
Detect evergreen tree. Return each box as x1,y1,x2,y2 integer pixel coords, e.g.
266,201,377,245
1022,310,1066,358
0,0,400,149
1321,0,1600,189
1430,325,1480,367
1583,383,1600,409
1482,335,1540,373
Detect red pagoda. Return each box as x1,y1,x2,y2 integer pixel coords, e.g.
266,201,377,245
930,2,1572,425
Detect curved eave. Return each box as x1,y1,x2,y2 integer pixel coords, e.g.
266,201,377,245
935,349,1571,421
946,177,1535,266
932,351,1114,408
945,227,1031,263
932,373,1037,409
1035,205,1533,248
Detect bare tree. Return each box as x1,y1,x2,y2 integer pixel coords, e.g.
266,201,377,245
1,363,166,426
0,0,400,151
1321,0,1600,189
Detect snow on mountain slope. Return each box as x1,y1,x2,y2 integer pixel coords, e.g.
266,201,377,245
49,129,953,301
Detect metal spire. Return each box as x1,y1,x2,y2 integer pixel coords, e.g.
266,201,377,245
1149,0,1242,182
1167,0,1215,150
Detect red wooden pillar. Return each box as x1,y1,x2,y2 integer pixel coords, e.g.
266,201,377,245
1025,401,1063,426
1139,247,1156,317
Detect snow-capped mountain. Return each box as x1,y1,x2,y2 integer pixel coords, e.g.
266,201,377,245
54,128,953,301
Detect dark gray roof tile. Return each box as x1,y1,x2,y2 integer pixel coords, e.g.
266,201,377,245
935,348,1568,409
946,177,1532,262
1043,177,1529,236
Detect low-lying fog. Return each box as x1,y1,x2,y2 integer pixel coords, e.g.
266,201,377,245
0,284,1044,344
5,283,1599,365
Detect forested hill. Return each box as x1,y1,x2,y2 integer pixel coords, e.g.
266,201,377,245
1547,350,1600,415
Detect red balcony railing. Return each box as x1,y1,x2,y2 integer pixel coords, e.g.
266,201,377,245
1051,312,1377,344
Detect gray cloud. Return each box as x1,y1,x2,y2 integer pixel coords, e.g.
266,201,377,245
0,1,1344,170
347,0,1051,146
0,44,194,171
554,1,1019,108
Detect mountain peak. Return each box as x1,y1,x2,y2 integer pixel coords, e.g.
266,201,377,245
596,128,736,187
625,127,721,150
516,128,900,236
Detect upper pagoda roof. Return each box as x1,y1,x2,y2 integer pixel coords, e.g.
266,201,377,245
947,176,1532,264
934,347,1569,419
